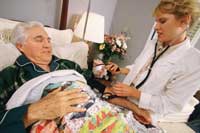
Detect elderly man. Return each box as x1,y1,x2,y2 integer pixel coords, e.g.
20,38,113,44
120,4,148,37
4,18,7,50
0,21,151,133
0,21,108,132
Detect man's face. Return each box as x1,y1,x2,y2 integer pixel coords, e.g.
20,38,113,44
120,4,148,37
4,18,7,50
17,26,52,65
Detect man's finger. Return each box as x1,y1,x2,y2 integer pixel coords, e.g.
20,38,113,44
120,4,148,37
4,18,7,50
48,87,62,95
62,93,89,103
58,88,82,96
134,115,150,125
67,97,89,105
58,90,89,100
67,106,87,113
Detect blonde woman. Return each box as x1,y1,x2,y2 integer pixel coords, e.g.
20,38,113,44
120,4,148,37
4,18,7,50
106,0,200,127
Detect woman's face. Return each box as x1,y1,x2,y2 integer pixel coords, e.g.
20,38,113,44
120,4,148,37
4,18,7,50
155,12,187,45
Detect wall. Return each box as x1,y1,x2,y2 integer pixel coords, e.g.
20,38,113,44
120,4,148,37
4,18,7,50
111,0,200,67
0,0,61,28
68,0,118,33
110,0,159,67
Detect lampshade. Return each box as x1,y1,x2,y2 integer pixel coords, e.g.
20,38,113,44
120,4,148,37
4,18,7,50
74,12,105,43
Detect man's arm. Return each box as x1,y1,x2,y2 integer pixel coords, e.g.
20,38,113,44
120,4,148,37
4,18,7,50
107,97,152,124
57,59,107,94
0,105,29,133
0,67,29,133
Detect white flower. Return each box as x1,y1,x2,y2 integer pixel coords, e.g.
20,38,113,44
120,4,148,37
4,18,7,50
116,39,122,47
122,42,128,49
99,44,105,50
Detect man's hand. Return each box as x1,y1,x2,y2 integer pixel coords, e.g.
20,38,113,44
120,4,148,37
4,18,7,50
133,108,152,125
107,97,152,125
24,88,89,127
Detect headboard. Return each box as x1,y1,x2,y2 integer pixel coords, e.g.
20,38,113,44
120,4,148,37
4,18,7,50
60,0,69,30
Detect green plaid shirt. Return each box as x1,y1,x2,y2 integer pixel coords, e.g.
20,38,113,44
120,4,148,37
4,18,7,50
0,54,105,133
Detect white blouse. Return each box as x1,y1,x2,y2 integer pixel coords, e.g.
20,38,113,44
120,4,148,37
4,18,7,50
123,38,200,122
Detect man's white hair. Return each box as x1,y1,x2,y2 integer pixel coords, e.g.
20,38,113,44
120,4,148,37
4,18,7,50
11,21,44,45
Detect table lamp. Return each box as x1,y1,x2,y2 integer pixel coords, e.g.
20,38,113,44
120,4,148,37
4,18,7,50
74,11,105,43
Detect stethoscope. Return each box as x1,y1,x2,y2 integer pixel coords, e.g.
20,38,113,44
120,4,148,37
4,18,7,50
135,25,189,89
135,42,170,88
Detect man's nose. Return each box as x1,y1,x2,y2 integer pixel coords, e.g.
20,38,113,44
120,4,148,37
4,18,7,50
43,39,51,48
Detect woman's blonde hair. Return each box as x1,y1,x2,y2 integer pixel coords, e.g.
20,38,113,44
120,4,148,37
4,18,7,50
153,0,200,26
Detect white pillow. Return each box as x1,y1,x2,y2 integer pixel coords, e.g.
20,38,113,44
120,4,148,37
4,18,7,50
0,18,19,30
0,43,21,71
0,18,87,70
53,41,89,68
0,18,19,43
0,18,73,46
45,27,73,46
0,41,88,71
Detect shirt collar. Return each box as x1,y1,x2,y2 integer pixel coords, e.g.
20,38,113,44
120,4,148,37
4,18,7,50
15,54,61,72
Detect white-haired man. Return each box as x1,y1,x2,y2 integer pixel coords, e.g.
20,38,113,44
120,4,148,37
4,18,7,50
0,22,108,132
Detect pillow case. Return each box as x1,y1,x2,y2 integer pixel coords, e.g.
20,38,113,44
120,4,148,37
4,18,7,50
0,43,21,71
0,41,88,71
45,27,73,46
0,18,19,43
0,18,85,70
52,41,89,68
0,18,73,45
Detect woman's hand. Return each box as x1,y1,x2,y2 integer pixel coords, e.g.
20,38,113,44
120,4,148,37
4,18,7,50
105,62,120,75
106,62,130,75
24,88,89,127
112,82,141,100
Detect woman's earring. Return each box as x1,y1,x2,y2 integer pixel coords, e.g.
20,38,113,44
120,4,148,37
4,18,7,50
185,25,190,32
186,25,190,30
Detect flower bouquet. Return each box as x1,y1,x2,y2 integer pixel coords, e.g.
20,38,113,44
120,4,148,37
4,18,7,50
93,32,130,80
96,32,130,63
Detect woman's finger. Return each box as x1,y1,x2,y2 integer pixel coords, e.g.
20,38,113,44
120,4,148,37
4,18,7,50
113,83,125,88
112,86,124,92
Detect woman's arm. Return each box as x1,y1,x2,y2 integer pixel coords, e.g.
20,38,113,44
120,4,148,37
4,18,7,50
118,67,130,75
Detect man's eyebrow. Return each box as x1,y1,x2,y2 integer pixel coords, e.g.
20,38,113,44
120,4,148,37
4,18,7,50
33,35,51,40
33,35,43,39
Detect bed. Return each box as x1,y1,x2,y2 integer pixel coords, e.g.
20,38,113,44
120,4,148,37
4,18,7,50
0,18,197,133
0,18,88,70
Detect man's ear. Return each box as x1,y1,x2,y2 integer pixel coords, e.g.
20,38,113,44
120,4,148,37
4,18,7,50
16,43,24,52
